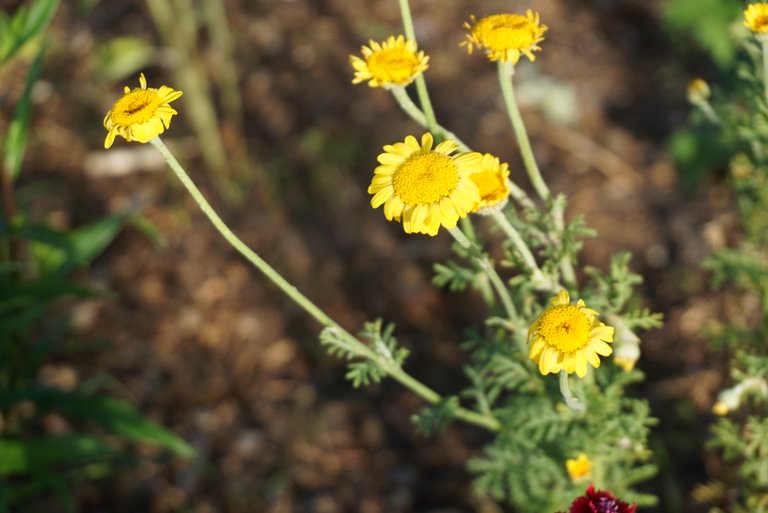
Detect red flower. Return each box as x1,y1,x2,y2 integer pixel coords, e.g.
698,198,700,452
557,484,638,513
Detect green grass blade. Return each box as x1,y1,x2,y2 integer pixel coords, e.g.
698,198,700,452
0,435,115,476
22,214,126,275
0,0,59,67
4,47,44,181
0,388,197,459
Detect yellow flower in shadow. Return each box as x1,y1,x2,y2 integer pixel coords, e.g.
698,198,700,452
470,154,511,214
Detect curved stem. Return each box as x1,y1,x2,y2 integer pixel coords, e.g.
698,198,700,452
397,0,438,134
696,100,721,125
559,371,586,413
508,181,535,211
448,226,517,322
390,87,470,151
497,60,550,201
488,209,558,292
551,198,577,288
496,62,577,287
149,137,500,432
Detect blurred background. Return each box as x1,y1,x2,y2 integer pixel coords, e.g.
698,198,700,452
0,0,747,511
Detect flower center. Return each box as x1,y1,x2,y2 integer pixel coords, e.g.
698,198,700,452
474,14,537,51
754,14,768,31
596,497,620,513
112,89,161,124
536,305,591,353
367,48,420,84
393,152,459,205
471,170,508,204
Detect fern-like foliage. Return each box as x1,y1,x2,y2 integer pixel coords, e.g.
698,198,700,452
319,319,409,388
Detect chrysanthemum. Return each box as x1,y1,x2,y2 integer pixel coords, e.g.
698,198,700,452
368,133,483,236
470,154,511,214
461,11,548,64
557,484,637,513
565,454,592,481
744,3,768,36
103,73,183,149
350,35,429,88
528,290,614,378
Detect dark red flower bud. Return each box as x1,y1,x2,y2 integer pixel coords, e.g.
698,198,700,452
556,484,638,513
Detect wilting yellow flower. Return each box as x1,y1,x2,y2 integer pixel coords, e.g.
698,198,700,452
470,154,511,214
566,453,593,481
712,377,768,416
368,133,483,236
744,3,768,35
607,313,640,372
614,355,638,372
528,290,614,378
350,35,429,88
686,78,711,105
462,11,547,64
103,73,183,149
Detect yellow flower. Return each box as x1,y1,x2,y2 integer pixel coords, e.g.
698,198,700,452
470,154,511,214
461,11,548,64
711,401,730,416
350,35,429,88
744,3,768,35
528,290,614,378
103,73,183,149
686,78,711,105
566,453,592,481
614,356,637,373
368,133,483,236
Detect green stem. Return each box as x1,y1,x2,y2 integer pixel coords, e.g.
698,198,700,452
149,137,500,432
496,62,577,287
488,209,557,291
448,226,517,322
762,38,768,105
696,100,721,125
397,0,438,134
551,198,577,288
390,87,470,151
508,181,535,211
497,60,550,201
151,138,337,331
390,86,533,218
559,371,586,413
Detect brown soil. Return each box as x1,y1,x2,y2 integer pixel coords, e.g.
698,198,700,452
7,0,735,511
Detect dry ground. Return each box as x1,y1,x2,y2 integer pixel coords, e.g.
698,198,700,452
7,0,736,511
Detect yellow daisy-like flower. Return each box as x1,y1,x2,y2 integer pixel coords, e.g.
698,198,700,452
368,133,483,236
528,290,614,378
470,154,511,214
566,453,593,481
103,73,183,149
461,11,548,64
350,35,429,88
744,3,768,35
